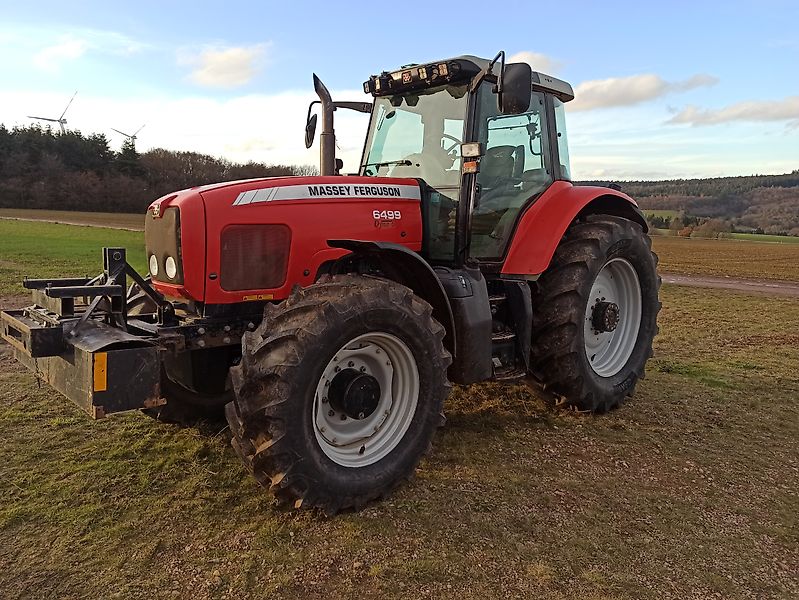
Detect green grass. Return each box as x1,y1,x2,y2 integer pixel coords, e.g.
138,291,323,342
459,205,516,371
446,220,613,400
0,220,797,598
729,232,799,243
1,286,797,599
652,228,799,244
0,220,145,296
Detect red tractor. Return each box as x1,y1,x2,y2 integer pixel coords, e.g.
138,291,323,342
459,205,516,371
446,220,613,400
1,52,659,512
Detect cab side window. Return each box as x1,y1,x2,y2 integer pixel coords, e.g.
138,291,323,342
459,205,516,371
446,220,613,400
470,87,552,259
553,98,571,180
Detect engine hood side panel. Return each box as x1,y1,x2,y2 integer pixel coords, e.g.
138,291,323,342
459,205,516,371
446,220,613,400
200,176,424,304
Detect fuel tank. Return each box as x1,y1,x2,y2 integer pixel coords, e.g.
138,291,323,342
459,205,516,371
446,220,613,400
146,176,423,304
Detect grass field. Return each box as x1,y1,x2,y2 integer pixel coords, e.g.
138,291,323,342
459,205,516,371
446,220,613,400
1,286,797,599
651,235,799,281
0,220,146,296
0,220,797,598
729,232,799,244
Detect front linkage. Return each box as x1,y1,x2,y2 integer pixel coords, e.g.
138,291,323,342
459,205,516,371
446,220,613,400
1,248,169,417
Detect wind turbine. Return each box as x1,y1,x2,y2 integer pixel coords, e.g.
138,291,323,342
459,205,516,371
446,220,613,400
28,91,77,134
111,124,145,148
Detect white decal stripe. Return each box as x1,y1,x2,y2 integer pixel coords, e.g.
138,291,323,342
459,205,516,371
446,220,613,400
232,183,421,205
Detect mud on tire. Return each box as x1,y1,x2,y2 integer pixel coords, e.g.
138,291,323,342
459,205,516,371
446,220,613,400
530,215,660,412
226,274,451,513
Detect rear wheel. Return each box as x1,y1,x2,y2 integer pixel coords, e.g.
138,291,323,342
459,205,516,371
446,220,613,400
530,215,660,412
226,275,451,513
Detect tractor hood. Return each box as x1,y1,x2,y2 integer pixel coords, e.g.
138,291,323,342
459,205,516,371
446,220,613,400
145,176,424,304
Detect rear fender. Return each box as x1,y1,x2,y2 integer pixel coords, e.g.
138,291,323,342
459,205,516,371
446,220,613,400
501,182,647,277
327,240,456,356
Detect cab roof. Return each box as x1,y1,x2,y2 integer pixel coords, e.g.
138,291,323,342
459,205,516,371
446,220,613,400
365,54,575,103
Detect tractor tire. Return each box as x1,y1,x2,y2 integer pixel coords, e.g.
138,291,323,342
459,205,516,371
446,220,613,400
530,214,660,412
226,274,451,513
128,285,231,424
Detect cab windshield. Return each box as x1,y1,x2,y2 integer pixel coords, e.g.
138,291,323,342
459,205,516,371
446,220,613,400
360,84,468,189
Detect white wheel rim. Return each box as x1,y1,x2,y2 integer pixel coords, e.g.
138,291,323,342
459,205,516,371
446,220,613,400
584,258,642,377
313,332,419,467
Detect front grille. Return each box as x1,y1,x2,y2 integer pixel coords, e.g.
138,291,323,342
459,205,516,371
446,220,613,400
220,224,291,291
144,207,183,284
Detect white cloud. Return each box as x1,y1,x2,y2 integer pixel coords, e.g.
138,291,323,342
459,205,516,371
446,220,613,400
28,29,147,72
182,44,269,88
569,73,718,112
0,88,370,173
33,38,89,72
507,51,560,74
667,95,799,127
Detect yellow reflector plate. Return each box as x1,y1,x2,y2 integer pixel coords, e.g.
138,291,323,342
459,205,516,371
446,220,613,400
93,352,108,392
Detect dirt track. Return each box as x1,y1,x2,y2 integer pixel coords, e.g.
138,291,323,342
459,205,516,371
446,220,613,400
661,273,799,298
0,215,144,231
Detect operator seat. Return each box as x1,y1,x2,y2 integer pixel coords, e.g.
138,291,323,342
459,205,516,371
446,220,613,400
479,145,516,189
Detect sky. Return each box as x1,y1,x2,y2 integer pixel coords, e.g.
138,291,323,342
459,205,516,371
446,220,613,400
0,0,797,180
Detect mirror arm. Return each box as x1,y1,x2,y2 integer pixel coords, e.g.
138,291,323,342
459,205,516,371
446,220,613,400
468,50,506,93
306,100,320,124
332,101,372,114
491,50,506,96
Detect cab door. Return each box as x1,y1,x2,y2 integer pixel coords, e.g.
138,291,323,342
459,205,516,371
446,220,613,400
468,84,553,260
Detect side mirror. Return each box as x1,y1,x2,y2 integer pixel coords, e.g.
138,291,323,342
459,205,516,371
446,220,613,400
498,62,532,115
304,113,318,149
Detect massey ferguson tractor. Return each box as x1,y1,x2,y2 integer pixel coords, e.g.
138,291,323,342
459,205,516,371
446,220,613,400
1,52,659,513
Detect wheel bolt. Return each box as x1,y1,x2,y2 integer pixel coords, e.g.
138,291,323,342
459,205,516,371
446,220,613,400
328,410,335,417
322,397,327,404
334,366,340,372
360,366,366,373
340,414,347,421
348,361,354,367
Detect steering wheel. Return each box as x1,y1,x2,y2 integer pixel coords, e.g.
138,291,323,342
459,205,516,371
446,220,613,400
441,133,460,158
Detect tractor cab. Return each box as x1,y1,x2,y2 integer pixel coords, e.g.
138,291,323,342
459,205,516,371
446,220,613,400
359,54,575,265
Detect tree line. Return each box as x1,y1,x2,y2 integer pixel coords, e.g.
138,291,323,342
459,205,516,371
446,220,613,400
583,171,799,237
582,171,799,199
0,124,312,214
2,124,797,235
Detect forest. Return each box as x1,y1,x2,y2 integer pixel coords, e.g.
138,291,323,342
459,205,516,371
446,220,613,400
1,124,797,235
0,124,306,214
582,172,799,237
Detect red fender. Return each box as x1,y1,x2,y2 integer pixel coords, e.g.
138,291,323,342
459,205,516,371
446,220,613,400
500,181,646,277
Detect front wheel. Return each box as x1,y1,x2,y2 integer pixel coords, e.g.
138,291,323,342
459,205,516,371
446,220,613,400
530,215,660,412
226,275,451,513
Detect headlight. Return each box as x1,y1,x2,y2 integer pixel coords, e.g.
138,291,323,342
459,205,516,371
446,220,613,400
165,256,178,279
149,254,159,277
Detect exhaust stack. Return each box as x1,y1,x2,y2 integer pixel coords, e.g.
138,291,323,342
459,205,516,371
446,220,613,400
313,74,336,176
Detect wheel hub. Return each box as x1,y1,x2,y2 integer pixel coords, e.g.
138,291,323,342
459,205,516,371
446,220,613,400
591,301,620,333
313,332,420,468
328,368,381,420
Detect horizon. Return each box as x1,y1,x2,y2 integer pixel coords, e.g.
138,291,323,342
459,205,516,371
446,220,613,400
4,121,798,184
1,1,797,181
